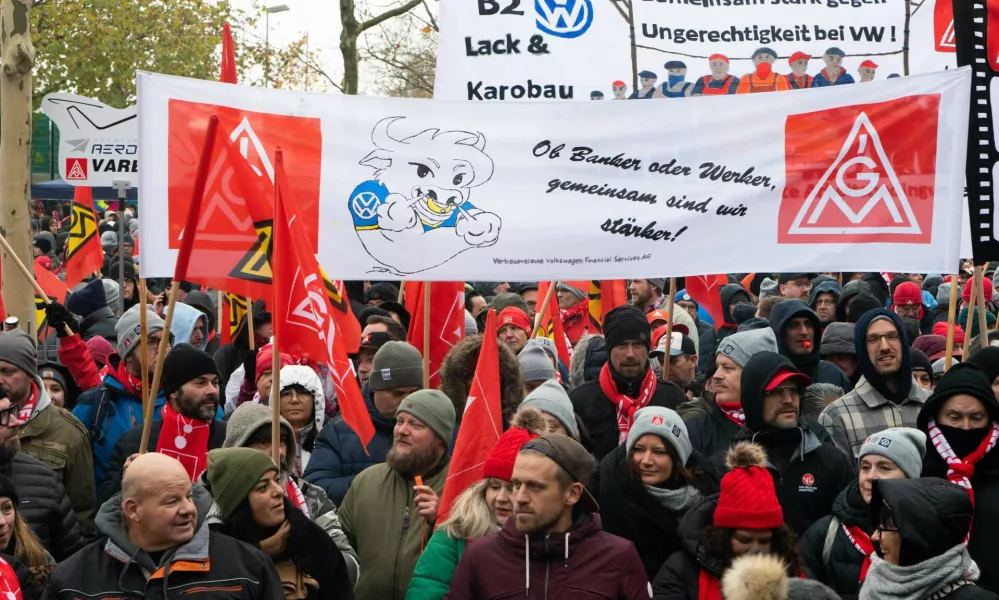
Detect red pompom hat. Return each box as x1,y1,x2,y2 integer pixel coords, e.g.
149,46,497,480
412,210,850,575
482,408,546,481
713,443,783,530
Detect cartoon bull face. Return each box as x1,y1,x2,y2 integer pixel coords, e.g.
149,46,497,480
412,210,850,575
359,117,495,225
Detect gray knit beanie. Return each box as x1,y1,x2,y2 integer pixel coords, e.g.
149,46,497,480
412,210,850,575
114,304,166,360
519,379,577,437
0,331,37,378
716,328,778,368
759,277,779,299
518,344,556,383
369,341,424,391
397,389,456,443
858,427,927,480
102,279,120,311
626,407,692,466
223,402,297,472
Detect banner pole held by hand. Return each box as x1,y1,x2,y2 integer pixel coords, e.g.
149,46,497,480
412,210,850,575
247,297,255,351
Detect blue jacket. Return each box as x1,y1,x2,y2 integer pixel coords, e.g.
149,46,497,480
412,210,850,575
303,385,395,505
72,360,166,486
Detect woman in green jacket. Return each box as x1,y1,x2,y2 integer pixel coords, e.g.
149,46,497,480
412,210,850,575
406,408,545,600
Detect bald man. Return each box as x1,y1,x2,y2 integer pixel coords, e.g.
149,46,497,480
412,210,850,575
45,453,282,599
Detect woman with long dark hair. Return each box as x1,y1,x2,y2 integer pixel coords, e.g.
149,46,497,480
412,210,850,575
206,448,353,600
0,475,45,599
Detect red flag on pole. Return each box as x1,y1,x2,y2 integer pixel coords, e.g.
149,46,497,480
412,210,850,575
272,150,374,448
437,308,502,522
220,292,248,345
588,280,627,333
220,22,237,84
35,266,70,336
407,281,465,389
403,281,423,320
536,282,572,366
685,274,728,331
63,187,104,288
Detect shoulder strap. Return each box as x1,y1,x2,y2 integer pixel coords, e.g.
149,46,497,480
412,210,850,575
822,516,840,568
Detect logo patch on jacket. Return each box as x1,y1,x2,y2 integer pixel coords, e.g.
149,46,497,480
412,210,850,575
799,473,817,492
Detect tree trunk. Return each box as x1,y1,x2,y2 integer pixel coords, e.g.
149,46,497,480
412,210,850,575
340,0,360,95
0,0,36,333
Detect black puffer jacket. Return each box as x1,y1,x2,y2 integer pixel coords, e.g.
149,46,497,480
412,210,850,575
770,299,853,391
78,307,118,344
800,480,871,599
570,368,686,460
0,449,83,562
681,393,745,460
652,496,723,600
593,442,720,580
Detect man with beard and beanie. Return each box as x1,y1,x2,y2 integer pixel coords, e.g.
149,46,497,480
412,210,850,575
770,299,853,391
0,331,96,540
98,344,227,504
74,305,171,487
819,309,930,459
810,277,841,330
917,363,999,594
735,351,855,535
339,389,455,600
569,305,687,460
630,278,668,313
446,434,650,599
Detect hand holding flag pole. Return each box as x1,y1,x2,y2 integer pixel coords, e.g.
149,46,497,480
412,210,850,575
0,231,71,337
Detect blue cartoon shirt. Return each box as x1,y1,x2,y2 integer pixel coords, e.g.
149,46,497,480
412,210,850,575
348,180,477,232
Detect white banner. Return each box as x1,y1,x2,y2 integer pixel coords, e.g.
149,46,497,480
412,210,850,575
41,93,139,187
137,69,968,281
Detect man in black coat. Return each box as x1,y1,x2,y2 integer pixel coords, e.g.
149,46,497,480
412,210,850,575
65,279,118,344
570,305,686,459
770,299,853,391
732,351,855,535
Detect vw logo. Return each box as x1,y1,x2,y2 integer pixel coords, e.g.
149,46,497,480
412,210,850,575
536,0,593,39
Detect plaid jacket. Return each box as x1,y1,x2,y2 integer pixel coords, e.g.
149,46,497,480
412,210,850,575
818,376,930,459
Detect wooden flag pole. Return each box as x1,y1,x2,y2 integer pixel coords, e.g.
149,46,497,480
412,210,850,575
976,265,990,350
139,279,149,429
0,232,49,302
423,281,431,389
216,289,224,342
247,297,255,350
271,152,282,467
963,273,978,359
662,278,678,381
944,275,961,371
139,281,181,454
532,282,558,339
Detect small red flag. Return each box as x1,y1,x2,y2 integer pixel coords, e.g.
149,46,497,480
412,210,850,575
407,282,465,389
272,151,374,448
685,274,728,331
220,23,237,84
588,280,627,333
536,282,572,366
437,308,503,522
403,281,423,320
63,187,104,288
220,292,248,345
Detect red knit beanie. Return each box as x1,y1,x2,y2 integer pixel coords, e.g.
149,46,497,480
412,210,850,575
713,443,783,530
255,344,293,385
893,281,922,306
498,307,531,335
963,278,994,303
932,322,965,344
483,408,546,481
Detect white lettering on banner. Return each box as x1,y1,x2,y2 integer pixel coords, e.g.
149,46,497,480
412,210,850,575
136,69,970,281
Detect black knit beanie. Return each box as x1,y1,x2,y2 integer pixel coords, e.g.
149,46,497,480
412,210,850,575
917,362,999,431
603,305,651,349
161,343,220,398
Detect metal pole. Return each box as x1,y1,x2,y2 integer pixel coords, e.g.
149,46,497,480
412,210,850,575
265,11,270,88
113,180,131,315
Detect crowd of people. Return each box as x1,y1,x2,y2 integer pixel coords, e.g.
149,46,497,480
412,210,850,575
4,223,999,600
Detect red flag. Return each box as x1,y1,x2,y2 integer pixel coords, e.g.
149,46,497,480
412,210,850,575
437,308,502,522
63,187,104,288
536,282,572,366
35,267,70,337
686,274,728,331
407,282,465,389
220,22,237,84
588,280,627,333
403,281,423,320
272,151,374,448
220,293,248,345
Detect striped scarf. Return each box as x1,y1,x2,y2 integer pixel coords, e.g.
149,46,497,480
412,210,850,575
927,419,999,507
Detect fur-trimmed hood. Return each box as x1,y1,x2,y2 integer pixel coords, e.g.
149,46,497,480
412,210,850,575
570,334,607,390
440,334,524,425
722,554,840,600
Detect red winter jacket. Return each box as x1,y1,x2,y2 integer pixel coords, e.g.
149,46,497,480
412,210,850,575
445,512,650,599
58,334,101,392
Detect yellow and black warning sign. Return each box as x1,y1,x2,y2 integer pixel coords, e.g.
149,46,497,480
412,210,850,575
64,202,99,261
230,220,273,283
224,293,249,339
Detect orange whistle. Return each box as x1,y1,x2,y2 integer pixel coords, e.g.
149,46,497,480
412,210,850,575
415,476,424,487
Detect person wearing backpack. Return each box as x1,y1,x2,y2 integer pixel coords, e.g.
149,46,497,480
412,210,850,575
799,427,926,599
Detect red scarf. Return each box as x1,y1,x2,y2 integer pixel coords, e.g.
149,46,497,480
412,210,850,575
115,360,143,397
286,479,309,518
0,555,22,600
598,363,657,444
155,404,211,481
17,383,38,422
716,400,745,426
842,524,874,581
698,569,721,600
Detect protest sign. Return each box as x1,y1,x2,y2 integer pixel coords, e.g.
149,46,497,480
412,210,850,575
138,69,968,281
41,93,138,187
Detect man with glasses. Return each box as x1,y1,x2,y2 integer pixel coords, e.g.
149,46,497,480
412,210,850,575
779,273,816,301
819,309,929,459
73,304,172,487
809,277,841,329
0,330,95,540
737,351,854,535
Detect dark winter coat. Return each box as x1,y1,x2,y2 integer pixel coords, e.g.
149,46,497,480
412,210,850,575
445,513,650,600
214,299,270,388
78,307,118,344
98,418,227,505
652,496,722,600
695,320,716,375
770,299,853,391
715,284,752,346
800,480,872,599
736,351,856,535
681,393,745,459
836,280,872,328
303,385,395,506
570,368,687,460
594,442,720,580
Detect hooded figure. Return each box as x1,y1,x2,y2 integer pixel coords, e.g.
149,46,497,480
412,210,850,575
818,309,930,458
837,280,872,323
736,351,855,535
277,365,327,476
169,302,209,351
860,478,993,600
439,334,524,428
770,299,852,391
182,291,220,355
917,363,999,594
809,278,842,327
716,284,753,345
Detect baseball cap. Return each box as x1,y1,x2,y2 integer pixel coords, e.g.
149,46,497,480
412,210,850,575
359,331,393,352
651,323,690,348
788,51,811,64
778,273,818,284
520,434,599,512
647,309,669,326
765,368,812,391
651,332,695,358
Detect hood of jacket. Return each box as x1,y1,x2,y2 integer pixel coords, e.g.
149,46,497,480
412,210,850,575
169,302,209,351
440,334,524,425
24,376,53,423
871,477,972,566
182,292,216,334
720,284,752,326
770,299,822,371
832,479,872,529
570,334,607,389
361,384,401,433
853,309,913,403
739,351,804,433
809,278,842,307
836,280,871,322
97,484,214,573
278,364,326,433
861,273,891,305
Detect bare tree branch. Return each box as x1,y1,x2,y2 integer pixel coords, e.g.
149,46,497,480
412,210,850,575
358,0,421,34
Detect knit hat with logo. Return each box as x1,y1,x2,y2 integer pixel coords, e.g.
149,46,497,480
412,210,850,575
115,304,165,361
714,442,783,529
369,341,424,391
604,305,651,350
498,307,531,335
858,427,926,480
626,407,692,466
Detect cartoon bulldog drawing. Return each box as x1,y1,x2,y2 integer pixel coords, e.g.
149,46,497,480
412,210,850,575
349,117,502,275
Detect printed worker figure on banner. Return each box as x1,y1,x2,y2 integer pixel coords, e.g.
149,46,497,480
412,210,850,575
590,90,604,100
652,61,693,98
812,47,855,87
784,52,814,90
349,116,502,275
611,81,628,100
628,70,658,99
858,60,878,82
736,47,789,94
691,54,739,96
